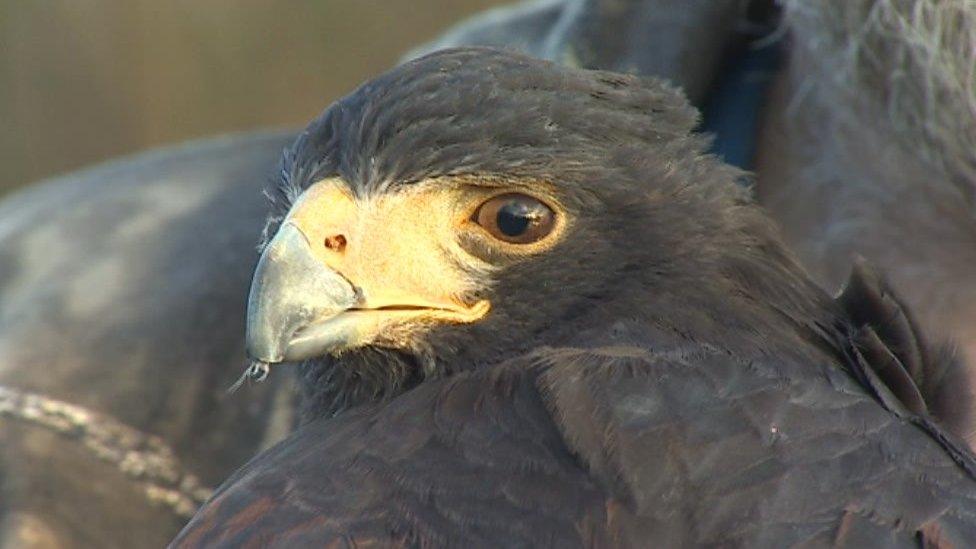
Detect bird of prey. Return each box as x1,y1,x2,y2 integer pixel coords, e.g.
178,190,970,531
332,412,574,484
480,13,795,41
173,48,976,547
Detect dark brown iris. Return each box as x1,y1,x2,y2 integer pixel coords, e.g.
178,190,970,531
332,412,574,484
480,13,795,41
473,193,555,244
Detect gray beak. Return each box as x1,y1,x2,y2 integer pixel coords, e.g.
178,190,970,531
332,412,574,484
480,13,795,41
245,223,360,363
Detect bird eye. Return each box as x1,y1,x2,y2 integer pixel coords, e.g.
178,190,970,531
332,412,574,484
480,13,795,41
473,193,556,244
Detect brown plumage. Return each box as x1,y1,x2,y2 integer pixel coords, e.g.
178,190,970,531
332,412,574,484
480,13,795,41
173,49,976,547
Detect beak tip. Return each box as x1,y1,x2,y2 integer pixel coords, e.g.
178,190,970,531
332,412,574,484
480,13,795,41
246,350,284,365
245,336,287,365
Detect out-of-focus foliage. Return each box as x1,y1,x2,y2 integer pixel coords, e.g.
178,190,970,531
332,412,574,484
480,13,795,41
0,0,506,194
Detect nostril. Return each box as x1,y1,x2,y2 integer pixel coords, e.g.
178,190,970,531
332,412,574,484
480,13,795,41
324,234,347,252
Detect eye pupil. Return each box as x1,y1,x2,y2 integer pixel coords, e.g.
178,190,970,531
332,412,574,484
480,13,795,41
496,202,532,237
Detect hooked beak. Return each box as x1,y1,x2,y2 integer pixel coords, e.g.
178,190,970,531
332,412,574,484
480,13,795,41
245,223,361,363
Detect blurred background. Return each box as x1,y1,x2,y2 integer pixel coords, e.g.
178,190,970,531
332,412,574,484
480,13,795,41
0,0,508,195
